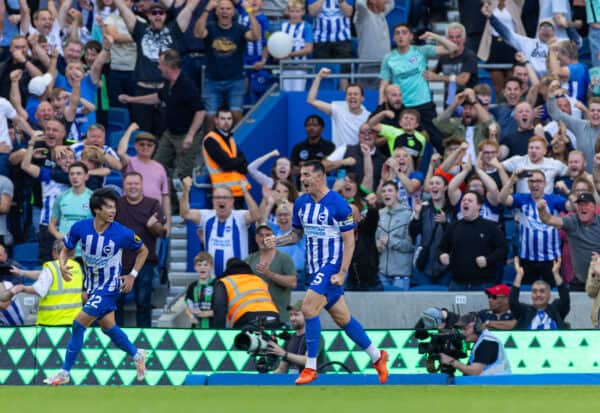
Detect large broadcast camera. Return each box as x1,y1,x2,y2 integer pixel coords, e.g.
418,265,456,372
415,328,468,376
233,317,291,373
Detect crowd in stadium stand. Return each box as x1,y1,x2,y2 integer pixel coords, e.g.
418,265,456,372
0,0,599,331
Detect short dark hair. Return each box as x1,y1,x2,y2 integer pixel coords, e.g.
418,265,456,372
346,83,364,96
300,160,325,174
84,40,102,53
89,188,119,217
159,49,181,69
304,114,324,127
216,107,233,118
68,161,88,174
381,180,399,191
393,23,411,33
463,190,483,205
123,171,143,181
504,76,523,89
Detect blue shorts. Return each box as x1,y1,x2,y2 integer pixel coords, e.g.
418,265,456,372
82,291,120,320
202,78,246,114
308,264,344,310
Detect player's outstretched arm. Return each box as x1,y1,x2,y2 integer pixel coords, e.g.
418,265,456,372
271,228,304,247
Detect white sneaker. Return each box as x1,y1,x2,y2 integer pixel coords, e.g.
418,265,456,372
134,349,147,381
43,370,70,386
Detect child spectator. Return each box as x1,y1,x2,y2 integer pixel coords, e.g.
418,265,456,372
369,108,427,163
280,0,313,91
185,252,215,329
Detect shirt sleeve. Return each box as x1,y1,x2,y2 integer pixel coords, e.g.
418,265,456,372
335,201,355,232
63,221,81,250
511,194,525,208
292,199,302,229
132,20,147,42
379,53,391,81
326,145,346,161
32,267,54,297
0,98,17,120
304,22,314,43
378,124,402,142
122,226,144,251
416,44,437,58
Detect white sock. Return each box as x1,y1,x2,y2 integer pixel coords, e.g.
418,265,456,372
306,357,317,370
366,344,381,363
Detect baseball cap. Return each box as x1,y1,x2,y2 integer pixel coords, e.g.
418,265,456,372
28,73,53,97
149,2,167,10
256,223,273,233
575,193,596,204
287,300,303,312
455,312,481,328
420,307,444,329
485,284,510,297
538,18,555,27
134,132,157,143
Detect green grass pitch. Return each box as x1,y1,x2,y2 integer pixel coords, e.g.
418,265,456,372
1,386,599,413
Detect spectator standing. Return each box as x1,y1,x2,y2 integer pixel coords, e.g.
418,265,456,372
379,24,458,154
547,40,589,104
369,84,404,127
194,0,261,129
48,162,93,247
308,0,354,89
115,172,166,327
354,0,394,90
425,23,479,97
376,181,414,290
120,49,206,183
438,191,507,291
498,101,535,159
202,108,251,209
185,252,215,328
245,224,297,322
537,193,600,291
117,125,171,234
114,0,200,136
478,284,517,330
510,258,570,329
490,77,522,141
499,169,568,286
307,68,370,147
180,176,260,277
290,115,335,175
280,0,314,92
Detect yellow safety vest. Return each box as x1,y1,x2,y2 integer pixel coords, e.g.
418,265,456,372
221,274,278,327
37,259,83,326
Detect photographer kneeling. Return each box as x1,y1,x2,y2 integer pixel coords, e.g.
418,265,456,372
440,313,511,376
266,300,325,373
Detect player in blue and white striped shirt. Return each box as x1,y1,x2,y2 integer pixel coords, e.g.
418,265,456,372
268,160,388,385
499,169,569,287
44,188,149,386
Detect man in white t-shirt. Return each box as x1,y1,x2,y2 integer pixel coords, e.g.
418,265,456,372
502,135,568,194
307,67,370,147
180,176,261,277
18,1,64,55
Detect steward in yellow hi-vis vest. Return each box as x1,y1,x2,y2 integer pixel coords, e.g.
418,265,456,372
212,258,279,329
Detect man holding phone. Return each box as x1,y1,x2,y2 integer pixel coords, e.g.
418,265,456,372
502,136,568,194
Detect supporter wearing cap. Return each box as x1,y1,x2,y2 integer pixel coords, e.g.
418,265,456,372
440,312,511,376
477,284,516,330
537,192,600,291
267,300,326,374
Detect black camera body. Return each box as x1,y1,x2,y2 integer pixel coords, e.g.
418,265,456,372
233,317,291,373
415,328,468,376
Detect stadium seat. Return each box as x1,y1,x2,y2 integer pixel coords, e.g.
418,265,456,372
12,242,39,269
107,107,131,131
108,130,124,150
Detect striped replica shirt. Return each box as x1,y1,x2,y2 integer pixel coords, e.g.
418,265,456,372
198,210,250,277
0,281,24,326
281,21,314,60
64,219,143,294
39,167,69,226
309,0,354,43
292,191,355,275
512,194,567,261
237,9,270,63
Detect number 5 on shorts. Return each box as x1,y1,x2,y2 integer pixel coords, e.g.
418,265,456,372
311,272,324,285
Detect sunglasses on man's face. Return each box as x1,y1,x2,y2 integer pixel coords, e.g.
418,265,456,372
151,9,166,15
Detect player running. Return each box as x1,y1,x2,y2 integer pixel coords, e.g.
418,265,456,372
265,160,388,385
44,188,149,385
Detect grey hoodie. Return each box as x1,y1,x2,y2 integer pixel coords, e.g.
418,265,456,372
376,203,414,278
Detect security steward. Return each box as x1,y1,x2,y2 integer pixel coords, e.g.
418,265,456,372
9,240,84,326
212,258,279,329
202,108,251,209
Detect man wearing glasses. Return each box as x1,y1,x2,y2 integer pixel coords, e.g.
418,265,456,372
114,0,201,136
440,312,511,376
477,284,516,330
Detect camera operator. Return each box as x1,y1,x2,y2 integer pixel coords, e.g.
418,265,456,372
212,258,280,329
439,313,511,376
415,307,459,330
266,300,325,374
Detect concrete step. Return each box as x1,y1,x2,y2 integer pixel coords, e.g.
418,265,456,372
169,261,188,272
169,271,198,287
170,249,187,260
170,225,187,238
170,238,188,249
